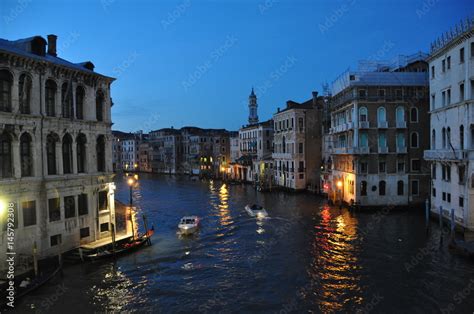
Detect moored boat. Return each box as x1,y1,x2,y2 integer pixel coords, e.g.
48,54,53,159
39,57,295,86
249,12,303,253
0,257,62,309
66,229,154,262
245,204,268,219
178,216,200,235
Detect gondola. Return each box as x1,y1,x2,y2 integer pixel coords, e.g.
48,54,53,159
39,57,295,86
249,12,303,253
67,229,154,262
0,258,62,309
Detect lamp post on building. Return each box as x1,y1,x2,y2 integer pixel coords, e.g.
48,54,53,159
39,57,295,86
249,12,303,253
127,176,137,239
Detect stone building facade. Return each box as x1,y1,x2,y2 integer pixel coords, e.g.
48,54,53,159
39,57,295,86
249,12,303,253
272,93,322,190
424,19,474,230
0,35,117,272
329,53,430,207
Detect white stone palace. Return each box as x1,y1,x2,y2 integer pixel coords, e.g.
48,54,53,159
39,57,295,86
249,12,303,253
0,34,117,273
424,18,474,230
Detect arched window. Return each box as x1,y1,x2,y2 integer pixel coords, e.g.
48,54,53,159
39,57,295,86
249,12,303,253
447,127,451,147
396,106,405,123
0,132,12,178
360,181,367,196
411,132,419,148
397,180,404,195
432,129,436,149
47,134,58,175
76,86,85,120
460,125,464,150
410,107,418,122
96,135,106,172
359,107,368,122
62,134,73,174
45,80,56,117
20,133,33,177
282,136,286,153
96,90,104,122
0,70,13,112
77,133,87,173
61,82,72,118
19,74,32,114
442,128,446,148
379,180,386,196
377,107,386,123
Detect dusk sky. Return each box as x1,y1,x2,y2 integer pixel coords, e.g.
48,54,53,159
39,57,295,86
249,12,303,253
1,0,473,132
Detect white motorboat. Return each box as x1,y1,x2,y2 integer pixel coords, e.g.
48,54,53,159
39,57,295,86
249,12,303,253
178,216,200,235
245,204,268,219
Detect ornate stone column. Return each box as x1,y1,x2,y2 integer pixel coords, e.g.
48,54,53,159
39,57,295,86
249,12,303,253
11,69,20,114
56,141,63,175
12,139,21,179
72,137,78,174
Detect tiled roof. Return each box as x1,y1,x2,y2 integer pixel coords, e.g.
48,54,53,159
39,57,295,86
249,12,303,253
0,36,114,80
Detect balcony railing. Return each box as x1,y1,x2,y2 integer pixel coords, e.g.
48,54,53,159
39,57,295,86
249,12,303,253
331,93,427,108
359,121,370,129
424,149,470,161
396,146,407,154
356,147,370,154
396,121,407,128
378,121,388,128
378,146,388,154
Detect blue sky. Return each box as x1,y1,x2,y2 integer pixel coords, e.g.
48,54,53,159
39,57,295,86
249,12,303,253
1,0,473,132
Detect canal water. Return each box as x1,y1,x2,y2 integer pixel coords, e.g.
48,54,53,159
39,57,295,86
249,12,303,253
16,173,474,313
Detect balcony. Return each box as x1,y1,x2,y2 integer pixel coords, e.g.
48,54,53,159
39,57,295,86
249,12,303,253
424,149,470,161
333,147,348,154
378,146,388,154
355,147,369,154
396,121,407,128
360,121,370,129
378,121,388,128
396,146,407,154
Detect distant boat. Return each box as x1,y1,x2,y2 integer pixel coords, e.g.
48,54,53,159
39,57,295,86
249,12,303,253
178,216,200,235
67,230,154,262
245,204,268,219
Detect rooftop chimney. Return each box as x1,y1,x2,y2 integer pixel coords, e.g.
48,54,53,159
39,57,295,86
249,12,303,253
312,91,319,108
47,34,57,57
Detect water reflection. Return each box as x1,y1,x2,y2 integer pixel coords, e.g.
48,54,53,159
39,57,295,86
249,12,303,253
92,264,136,311
309,206,362,312
210,181,233,227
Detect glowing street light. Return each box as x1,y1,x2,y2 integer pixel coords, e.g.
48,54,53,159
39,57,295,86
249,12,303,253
0,200,6,216
336,180,343,188
127,177,136,239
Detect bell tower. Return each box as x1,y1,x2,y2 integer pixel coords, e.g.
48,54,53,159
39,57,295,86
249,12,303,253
248,87,258,125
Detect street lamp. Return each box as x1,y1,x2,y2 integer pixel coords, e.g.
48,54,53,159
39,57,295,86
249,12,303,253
127,177,136,239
